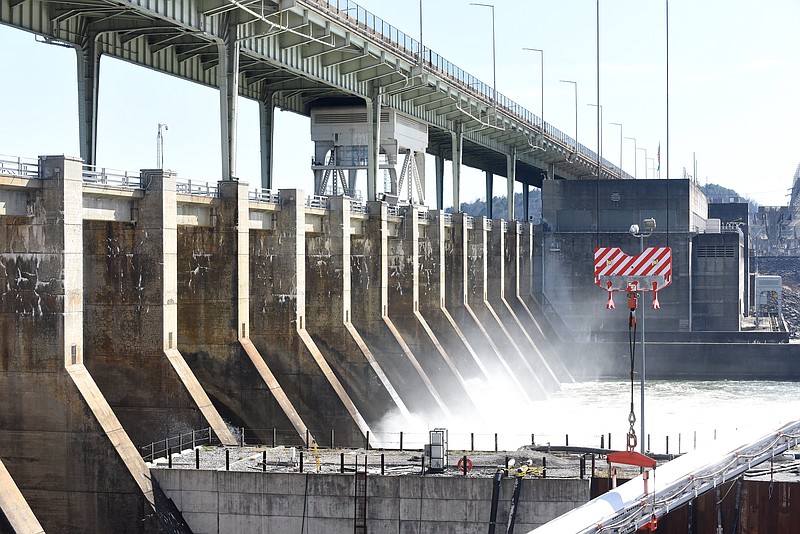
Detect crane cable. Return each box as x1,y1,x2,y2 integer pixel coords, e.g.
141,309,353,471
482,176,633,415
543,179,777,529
627,290,639,452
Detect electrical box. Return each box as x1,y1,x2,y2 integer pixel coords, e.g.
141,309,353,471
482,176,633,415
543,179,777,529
424,428,448,472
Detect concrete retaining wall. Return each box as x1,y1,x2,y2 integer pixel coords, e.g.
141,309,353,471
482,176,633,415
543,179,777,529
152,468,590,534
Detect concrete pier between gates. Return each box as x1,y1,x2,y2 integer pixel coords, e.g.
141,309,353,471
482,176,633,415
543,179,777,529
0,156,154,532
82,168,236,448
176,180,311,445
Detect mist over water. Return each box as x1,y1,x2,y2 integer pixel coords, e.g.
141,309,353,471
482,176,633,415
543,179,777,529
526,380,800,453
375,380,800,453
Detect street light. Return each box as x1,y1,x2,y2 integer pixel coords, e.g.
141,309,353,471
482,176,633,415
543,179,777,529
522,47,544,127
630,217,656,455
610,122,622,178
587,103,602,177
470,3,496,107
157,123,168,169
646,157,655,180
625,136,637,179
637,147,648,179
559,80,578,153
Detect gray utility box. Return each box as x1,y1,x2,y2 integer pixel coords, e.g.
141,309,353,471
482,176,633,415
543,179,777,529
424,428,448,472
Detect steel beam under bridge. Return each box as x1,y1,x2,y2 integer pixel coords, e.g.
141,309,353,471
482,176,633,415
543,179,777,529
0,0,630,208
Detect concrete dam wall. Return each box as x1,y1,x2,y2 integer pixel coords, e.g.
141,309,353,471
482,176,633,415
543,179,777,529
0,156,564,532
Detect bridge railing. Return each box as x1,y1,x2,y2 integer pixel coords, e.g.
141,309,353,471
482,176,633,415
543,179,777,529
175,178,219,197
0,154,39,178
308,0,634,180
82,164,141,188
306,194,330,209
249,187,280,204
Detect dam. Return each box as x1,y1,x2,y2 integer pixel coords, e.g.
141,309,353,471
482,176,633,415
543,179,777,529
0,154,569,532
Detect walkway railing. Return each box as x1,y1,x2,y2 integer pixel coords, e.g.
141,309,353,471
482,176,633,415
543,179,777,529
175,178,218,197
305,0,632,180
141,424,732,464
0,154,39,178
249,187,280,204
82,164,141,188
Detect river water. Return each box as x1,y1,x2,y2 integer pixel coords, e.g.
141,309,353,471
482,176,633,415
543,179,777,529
520,379,800,454
396,380,800,454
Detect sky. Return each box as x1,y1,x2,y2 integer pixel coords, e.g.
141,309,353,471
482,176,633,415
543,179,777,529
0,0,798,207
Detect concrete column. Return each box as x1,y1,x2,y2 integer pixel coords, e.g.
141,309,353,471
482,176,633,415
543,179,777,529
0,155,154,531
83,168,235,447
76,33,100,167
219,12,240,181
523,182,530,222
451,122,463,212
435,151,445,210
249,189,368,446
485,171,493,219
414,150,426,204
366,88,382,201
258,91,275,189
507,148,517,220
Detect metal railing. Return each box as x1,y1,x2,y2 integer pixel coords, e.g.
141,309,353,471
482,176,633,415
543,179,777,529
141,425,733,464
350,199,365,214
0,154,39,178
417,207,429,221
306,194,330,209
305,0,633,180
175,178,219,197
442,213,453,225
82,164,141,188
484,219,493,231
465,216,474,229
249,187,280,204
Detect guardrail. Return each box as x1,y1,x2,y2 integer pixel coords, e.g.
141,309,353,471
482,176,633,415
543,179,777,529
0,154,39,178
82,164,142,188
306,194,330,209
306,0,633,180
249,187,280,204
466,216,474,229
442,212,454,225
350,199,365,214
142,424,727,464
175,178,219,197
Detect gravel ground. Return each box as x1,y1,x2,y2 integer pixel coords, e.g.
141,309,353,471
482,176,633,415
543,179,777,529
150,444,653,481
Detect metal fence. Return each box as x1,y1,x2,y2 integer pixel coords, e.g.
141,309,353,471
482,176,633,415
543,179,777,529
82,164,141,188
175,178,219,197
0,154,39,178
141,425,726,464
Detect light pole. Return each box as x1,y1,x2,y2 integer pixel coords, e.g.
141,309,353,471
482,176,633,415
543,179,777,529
610,122,622,178
522,47,544,127
647,157,655,180
157,123,168,169
625,136,637,179
418,0,423,64
470,3,496,107
559,80,578,153
587,103,602,177
630,218,656,454
637,147,648,179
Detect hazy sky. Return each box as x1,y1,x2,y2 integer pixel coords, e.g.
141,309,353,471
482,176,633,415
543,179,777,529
1,0,798,206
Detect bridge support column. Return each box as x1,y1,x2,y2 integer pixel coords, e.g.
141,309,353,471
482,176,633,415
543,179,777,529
451,122,463,212
522,181,530,221
366,87,382,201
507,148,517,220
485,171,493,218
435,151,445,210
258,91,275,189
76,32,100,166
219,12,240,181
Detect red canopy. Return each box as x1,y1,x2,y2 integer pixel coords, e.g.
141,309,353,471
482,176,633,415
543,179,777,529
607,451,657,469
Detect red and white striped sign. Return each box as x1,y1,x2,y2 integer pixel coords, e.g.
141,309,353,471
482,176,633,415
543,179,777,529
594,247,673,292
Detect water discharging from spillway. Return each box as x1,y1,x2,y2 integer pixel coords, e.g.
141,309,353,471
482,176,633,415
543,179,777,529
377,380,800,453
